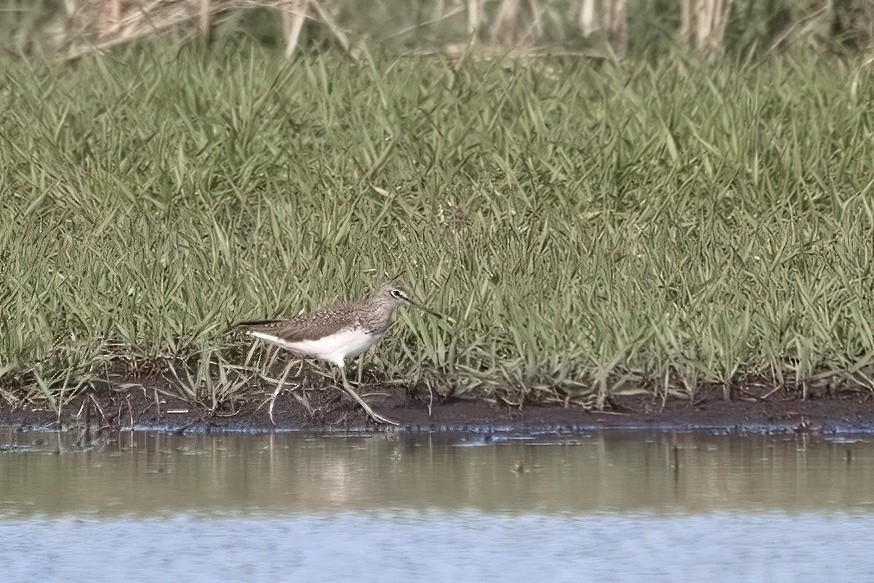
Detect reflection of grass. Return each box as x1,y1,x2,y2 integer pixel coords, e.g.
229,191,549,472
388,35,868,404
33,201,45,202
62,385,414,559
1,47,872,415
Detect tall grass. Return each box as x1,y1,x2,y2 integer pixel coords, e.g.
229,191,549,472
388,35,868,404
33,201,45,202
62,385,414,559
1,46,873,413
2,0,872,62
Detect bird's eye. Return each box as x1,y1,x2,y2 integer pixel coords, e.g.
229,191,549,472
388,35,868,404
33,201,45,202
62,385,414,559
390,289,404,299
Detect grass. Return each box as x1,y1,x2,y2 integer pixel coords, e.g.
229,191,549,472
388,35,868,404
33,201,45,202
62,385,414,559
1,44,873,416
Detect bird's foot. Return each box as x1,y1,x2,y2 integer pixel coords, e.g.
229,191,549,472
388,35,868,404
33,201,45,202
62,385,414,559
340,382,399,426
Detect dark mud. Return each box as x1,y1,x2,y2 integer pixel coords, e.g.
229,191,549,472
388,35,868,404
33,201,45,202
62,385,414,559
2,380,874,436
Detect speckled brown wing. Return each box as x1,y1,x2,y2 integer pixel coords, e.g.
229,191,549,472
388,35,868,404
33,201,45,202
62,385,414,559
235,304,362,343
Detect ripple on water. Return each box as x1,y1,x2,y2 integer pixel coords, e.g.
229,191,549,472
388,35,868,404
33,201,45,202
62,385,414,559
0,512,872,582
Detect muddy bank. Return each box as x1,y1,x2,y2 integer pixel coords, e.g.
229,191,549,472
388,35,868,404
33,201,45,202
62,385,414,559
2,381,874,436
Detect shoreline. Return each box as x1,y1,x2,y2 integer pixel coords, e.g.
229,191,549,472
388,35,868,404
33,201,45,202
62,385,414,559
2,384,873,437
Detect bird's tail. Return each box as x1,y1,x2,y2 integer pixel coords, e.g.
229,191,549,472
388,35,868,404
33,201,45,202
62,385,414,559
230,319,283,333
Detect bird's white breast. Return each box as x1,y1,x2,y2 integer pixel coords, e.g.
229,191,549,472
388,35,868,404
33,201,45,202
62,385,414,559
248,328,383,368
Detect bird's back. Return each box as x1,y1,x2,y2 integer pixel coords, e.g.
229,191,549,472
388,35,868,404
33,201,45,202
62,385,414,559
235,303,363,343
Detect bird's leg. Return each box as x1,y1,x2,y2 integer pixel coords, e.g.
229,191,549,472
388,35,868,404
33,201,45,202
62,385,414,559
339,366,398,426
268,359,296,426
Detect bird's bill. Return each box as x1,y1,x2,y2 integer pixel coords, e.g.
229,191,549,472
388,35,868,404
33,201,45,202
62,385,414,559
405,296,444,319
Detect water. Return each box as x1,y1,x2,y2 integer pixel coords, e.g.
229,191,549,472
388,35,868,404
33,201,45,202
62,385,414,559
1,429,873,581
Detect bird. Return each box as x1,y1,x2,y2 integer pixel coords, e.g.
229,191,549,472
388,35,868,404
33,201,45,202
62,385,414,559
235,281,441,426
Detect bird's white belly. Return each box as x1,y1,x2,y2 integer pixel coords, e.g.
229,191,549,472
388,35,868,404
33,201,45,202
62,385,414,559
249,328,382,368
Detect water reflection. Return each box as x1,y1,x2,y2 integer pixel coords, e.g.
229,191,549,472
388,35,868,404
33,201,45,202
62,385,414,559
1,430,872,517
